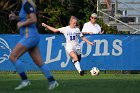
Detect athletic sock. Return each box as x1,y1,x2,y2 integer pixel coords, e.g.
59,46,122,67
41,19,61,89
77,54,81,62
40,64,55,82
73,61,82,73
14,60,27,81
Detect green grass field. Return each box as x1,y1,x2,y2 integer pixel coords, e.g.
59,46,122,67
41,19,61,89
0,71,140,93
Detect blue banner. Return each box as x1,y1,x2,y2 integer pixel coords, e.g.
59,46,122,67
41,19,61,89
0,34,140,71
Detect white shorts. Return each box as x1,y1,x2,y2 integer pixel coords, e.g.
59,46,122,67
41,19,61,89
66,44,81,55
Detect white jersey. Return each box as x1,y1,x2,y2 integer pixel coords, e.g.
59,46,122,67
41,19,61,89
82,22,101,34
58,26,83,54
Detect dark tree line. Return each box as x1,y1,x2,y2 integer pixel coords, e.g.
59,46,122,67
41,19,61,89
0,0,117,34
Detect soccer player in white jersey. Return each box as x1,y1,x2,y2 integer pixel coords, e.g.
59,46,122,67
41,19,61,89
82,13,104,34
42,16,94,76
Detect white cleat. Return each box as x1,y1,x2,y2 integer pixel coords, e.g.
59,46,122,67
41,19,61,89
15,80,31,90
48,81,59,90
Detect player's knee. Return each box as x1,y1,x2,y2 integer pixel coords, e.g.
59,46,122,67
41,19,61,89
9,54,17,62
35,61,43,67
36,63,43,67
73,57,78,62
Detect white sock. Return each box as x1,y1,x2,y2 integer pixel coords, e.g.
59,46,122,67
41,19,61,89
74,61,82,73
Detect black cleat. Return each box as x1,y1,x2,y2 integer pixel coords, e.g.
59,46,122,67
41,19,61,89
80,70,85,76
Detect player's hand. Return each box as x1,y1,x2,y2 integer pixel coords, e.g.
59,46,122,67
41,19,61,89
9,11,16,20
17,22,23,29
41,23,47,27
89,42,94,45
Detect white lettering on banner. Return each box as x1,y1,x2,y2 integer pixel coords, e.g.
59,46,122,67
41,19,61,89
0,38,11,64
60,43,71,68
44,36,123,68
44,36,71,68
80,41,92,57
93,39,122,56
112,39,122,56
44,36,62,64
93,39,110,56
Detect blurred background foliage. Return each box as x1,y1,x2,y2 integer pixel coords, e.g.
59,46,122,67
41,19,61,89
0,0,117,34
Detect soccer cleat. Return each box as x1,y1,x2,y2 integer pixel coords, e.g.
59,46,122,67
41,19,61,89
15,80,31,90
48,81,59,90
80,70,85,76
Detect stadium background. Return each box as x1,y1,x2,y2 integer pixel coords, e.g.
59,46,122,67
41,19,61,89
1,0,140,93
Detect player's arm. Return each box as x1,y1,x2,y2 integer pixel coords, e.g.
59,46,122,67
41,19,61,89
17,13,37,28
80,30,94,45
81,36,94,45
17,2,37,29
41,23,60,33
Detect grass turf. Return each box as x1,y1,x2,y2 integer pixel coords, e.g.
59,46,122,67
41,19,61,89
0,71,140,93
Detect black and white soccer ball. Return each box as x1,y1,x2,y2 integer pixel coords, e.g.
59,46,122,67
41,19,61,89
90,67,100,76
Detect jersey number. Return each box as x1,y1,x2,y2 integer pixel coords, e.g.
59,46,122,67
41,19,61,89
70,36,75,41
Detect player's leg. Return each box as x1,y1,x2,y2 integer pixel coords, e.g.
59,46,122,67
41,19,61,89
75,48,81,62
9,43,30,90
69,51,84,75
77,54,81,62
76,54,84,76
28,46,58,90
10,36,41,90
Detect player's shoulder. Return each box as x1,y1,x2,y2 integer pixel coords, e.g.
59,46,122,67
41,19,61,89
74,26,80,30
65,26,70,28
24,1,35,14
59,26,67,29
58,26,68,32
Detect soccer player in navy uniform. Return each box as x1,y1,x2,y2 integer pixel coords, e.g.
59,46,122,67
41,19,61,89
9,0,58,90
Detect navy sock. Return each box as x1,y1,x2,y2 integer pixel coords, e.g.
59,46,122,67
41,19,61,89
19,72,28,81
47,76,55,82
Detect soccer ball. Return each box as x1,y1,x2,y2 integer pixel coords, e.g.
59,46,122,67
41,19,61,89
90,67,100,76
